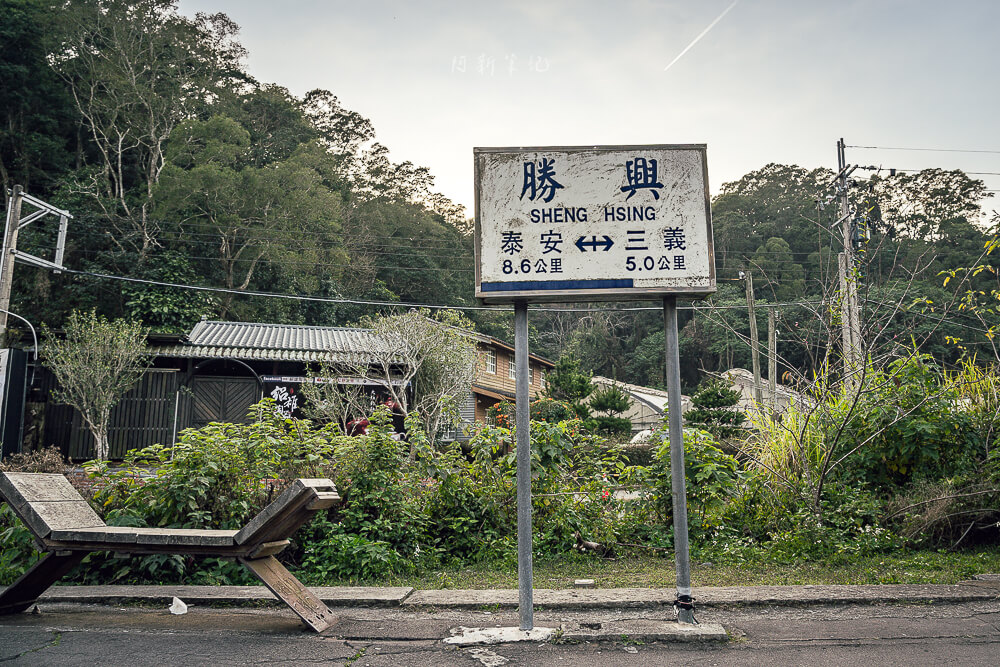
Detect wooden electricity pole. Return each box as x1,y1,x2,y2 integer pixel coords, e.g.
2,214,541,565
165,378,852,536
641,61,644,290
837,139,862,389
745,271,763,408
768,306,777,413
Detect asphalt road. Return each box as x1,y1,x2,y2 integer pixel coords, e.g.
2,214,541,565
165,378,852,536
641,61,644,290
2,599,999,666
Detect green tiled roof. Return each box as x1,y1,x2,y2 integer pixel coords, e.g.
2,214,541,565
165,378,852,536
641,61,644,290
148,321,393,364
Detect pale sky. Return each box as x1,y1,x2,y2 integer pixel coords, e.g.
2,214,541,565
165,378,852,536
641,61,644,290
177,0,1000,220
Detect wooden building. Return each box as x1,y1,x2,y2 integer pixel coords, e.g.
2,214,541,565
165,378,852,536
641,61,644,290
30,321,401,460
439,333,554,441
27,320,550,458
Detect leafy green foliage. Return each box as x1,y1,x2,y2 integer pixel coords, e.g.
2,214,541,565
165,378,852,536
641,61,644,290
543,356,593,418
299,408,426,580
591,416,632,438
530,397,577,423
41,310,148,460
644,426,741,533
0,504,42,586
836,355,983,488
485,398,576,428
589,384,630,416
684,377,747,439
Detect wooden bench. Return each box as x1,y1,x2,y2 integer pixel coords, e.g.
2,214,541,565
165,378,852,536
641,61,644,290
0,472,341,632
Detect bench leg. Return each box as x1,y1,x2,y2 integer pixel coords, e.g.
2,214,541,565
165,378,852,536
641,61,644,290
240,555,336,633
0,551,87,615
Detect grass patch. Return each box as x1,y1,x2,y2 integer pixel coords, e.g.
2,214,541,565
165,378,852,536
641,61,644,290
363,547,1000,589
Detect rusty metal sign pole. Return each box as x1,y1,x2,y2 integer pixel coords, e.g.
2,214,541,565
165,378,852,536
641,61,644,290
663,296,696,624
514,299,534,630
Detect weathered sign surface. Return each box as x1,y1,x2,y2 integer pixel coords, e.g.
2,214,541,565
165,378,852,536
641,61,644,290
475,145,715,303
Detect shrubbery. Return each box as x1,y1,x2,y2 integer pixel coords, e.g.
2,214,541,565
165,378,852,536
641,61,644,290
3,353,999,587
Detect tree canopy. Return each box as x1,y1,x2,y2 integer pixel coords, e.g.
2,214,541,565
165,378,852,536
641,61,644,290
4,0,997,395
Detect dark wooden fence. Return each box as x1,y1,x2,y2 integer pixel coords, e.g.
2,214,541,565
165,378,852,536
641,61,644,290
40,369,180,460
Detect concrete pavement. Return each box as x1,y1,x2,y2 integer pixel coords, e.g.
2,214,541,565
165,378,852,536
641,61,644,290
1,577,999,664
2,594,999,665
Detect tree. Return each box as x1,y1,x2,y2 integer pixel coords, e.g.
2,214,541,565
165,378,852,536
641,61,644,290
751,237,806,302
154,118,346,319
0,0,75,201
589,382,632,437
868,168,991,241
41,310,147,460
297,372,370,430
320,310,477,448
543,355,593,418
51,0,246,256
683,377,746,440
711,163,837,289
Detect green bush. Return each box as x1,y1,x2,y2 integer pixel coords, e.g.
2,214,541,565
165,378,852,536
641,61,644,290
645,425,741,534
683,377,746,440
530,397,577,423
836,355,983,488
592,416,632,438
90,399,340,531
764,484,901,560
0,504,43,586
79,399,341,583
315,408,428,576
486,398,577,427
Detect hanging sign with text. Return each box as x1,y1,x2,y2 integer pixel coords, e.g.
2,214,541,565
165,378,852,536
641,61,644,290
475,145,716,303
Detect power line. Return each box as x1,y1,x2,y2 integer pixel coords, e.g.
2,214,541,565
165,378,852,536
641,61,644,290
846,144,1000,155
67,248,476,273
882,168,1000,177
55,266,827,313
60,267,491,311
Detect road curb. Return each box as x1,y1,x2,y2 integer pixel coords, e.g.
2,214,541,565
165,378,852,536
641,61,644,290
33,584,414,608
18,580,998,611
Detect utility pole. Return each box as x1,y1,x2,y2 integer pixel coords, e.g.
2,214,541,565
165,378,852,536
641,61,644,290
836,139,862,389
0,186,25,347
744,271,763,408
0,186,72,347
768,306,776,413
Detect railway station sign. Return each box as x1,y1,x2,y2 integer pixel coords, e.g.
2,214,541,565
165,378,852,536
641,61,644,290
475,144,716,303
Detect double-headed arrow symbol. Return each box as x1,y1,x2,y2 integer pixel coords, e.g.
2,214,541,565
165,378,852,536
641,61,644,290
575,235,614,252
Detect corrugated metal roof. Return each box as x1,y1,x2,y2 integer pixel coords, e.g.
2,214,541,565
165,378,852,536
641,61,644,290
147,321,394,364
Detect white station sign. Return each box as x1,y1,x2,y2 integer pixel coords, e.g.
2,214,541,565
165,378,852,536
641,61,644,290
475,145,716,303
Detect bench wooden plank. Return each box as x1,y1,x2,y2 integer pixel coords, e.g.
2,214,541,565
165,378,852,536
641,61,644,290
0,472,85,503
134,528,238,547
1,473,339,633
0,551,86,615
46,527,240,548
14,500,106,539
0,472,105,539
235,479,339,546
48,526,142,543
241,555,337,633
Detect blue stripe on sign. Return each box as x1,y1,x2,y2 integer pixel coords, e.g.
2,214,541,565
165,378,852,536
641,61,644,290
481,278,634,292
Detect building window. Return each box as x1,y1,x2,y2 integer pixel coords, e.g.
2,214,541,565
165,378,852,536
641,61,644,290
509,355,516,379
540,370,546,388
484,348,496,374
529,366,534,384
